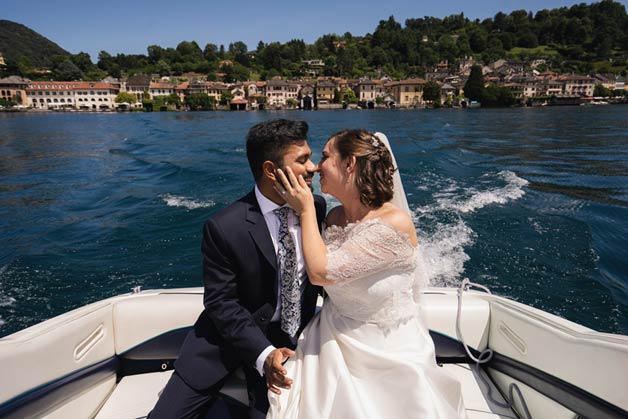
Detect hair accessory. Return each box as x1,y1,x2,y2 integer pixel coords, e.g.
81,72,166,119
371,136,380,147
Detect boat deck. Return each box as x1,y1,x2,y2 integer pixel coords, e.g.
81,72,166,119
94,363,516,418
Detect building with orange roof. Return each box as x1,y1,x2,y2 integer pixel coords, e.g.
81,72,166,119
558,74,595,97
149,82,175,98
174,81,189,103
388,78,427,107
315,79,337,104
25,81,119,110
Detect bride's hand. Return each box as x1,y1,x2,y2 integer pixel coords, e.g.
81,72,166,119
273,167,314,216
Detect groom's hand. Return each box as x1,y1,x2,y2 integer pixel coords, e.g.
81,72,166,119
264,347,295,394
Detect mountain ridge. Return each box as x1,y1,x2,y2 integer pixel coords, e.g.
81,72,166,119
0,20,70,69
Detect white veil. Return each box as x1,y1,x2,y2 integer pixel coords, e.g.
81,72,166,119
373,132,430,295
373,132,411,216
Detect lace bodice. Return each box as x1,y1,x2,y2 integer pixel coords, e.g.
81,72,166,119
322,219,423,327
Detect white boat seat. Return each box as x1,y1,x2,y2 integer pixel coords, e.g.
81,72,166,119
95,369,249,419
442,364,517,418
95,371,174,419
95,364,517,419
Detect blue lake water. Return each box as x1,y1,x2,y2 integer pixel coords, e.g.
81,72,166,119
1,107,627,337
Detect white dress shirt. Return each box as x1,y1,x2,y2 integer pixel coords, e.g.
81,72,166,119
254,186,306,375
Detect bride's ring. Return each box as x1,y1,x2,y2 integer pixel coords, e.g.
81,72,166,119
281,190,287,195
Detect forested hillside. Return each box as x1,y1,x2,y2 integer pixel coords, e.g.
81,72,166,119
0,20,70,70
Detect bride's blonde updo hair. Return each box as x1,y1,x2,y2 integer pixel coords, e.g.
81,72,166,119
329,129,396,208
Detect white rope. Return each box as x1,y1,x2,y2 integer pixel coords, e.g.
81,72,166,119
456,278,493,363
456,278,533,419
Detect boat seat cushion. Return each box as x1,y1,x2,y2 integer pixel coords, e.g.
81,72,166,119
95,364,517,418
95,369,249,418
95,370,173,419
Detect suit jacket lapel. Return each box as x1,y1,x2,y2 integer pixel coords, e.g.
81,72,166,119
245,191,278,272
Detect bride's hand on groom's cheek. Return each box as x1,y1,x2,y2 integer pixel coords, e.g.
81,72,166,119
264,347,295,394
274,167,313,215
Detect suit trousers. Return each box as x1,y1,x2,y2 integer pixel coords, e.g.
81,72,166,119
149,322,294,419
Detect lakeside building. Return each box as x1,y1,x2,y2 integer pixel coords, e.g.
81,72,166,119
25,81,119,110
3,57,627,112
185,81,229,104
388,78,427,107
0,76,29,105
558,74,595,97
174,81,188,103
266,77,300,107
124,74,151,100
315,78,336,105
356,79,377,104
149,82,175,98
246,81,266,109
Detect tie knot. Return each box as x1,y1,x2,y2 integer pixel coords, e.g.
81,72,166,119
274,206,291,222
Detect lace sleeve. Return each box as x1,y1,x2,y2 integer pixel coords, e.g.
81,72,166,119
326,221,415,283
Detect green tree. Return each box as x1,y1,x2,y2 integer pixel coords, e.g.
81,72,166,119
481,85,516,107
142,98,154,111
593,84,612,97
176,41,204,62
220,90,233,105
115,92,137,104
185,93,214,110
228,41,248,56
221,63,250,82
203,43,219,62
152,96,167,111
469,30,488,53
423,81,441,102
165,93,181,107
147,45,165,64
17,57,33,77
464,65,484,101
54,59,84,80
343,88,358,104
71,52,95,73
84,68,107,80
155,60,171,76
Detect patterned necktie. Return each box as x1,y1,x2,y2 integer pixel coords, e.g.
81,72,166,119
274,206,300,337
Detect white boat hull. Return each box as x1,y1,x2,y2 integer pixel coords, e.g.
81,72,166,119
1,287,627,418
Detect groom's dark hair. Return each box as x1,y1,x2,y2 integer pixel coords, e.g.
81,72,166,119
246,118,309,181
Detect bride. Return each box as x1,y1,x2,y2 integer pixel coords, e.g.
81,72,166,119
267,129,466,418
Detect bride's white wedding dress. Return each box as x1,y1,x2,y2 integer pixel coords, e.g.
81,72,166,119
267,219,467,419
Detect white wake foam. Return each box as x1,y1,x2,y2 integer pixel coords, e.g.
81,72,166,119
434,171,528,214
417,220,475,287
413,171,528,286
0,296,16,307
161,194,215,210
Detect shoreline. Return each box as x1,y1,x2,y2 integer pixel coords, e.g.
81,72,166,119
2,102,626,114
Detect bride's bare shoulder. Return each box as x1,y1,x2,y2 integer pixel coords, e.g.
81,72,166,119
378,203,418,246
325,205,345,227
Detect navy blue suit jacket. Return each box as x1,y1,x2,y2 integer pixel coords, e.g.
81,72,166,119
175,190,326,390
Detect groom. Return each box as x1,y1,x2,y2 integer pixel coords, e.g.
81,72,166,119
151,119,326,418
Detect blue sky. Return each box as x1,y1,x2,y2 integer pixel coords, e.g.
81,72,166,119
4,0,628,62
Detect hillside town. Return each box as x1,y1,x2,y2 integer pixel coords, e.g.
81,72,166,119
1,55,627,112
